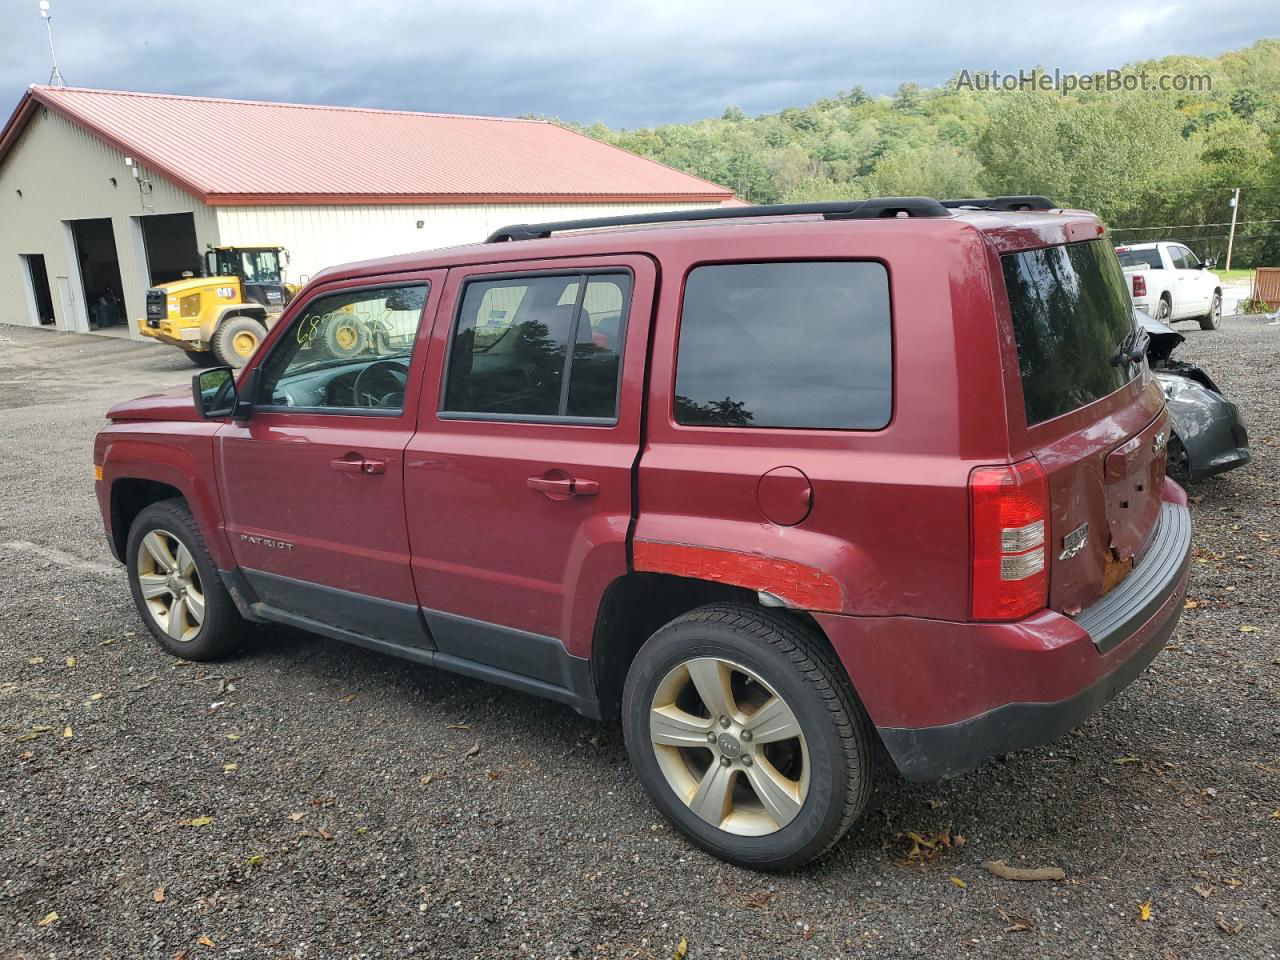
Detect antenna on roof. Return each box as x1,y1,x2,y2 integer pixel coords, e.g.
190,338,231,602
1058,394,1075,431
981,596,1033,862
38,0,66,87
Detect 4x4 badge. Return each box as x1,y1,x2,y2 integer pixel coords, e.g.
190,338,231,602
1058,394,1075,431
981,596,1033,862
1059,523,1089,561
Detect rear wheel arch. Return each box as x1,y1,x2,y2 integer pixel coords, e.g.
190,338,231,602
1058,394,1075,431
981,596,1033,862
589,572,843,719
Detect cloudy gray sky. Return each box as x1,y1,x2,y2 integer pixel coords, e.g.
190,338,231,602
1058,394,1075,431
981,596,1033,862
1,1,1273,128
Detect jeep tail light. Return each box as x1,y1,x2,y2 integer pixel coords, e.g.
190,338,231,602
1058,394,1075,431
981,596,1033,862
970,459,1049,621
1132,274,1146,297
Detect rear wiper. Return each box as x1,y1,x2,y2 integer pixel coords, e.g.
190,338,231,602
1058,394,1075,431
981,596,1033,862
1111,326,1149,366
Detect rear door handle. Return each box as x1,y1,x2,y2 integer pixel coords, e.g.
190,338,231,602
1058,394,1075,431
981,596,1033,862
331,455,386,476
526,475,599,497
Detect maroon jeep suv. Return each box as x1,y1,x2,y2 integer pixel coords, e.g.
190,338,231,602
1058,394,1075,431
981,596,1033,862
95,196,1192,870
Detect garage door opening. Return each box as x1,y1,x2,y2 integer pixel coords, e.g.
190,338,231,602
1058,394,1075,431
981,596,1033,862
20,254,56,326
69,218,126,332
140,213,201,285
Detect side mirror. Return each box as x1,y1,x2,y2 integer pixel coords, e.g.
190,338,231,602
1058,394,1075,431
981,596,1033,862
192,366,238,419
1198,261,1211,270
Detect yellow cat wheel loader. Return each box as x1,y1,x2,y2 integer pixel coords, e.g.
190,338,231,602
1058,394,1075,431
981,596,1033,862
138,245,303,368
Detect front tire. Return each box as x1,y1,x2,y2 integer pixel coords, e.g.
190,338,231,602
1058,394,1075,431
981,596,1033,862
622,603,874,871
1199,292,1222,331
185,350,221,368
126,499,244,661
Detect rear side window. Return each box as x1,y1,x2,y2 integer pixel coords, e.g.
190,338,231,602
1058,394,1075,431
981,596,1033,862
674,261,892,430
1002,239,1137,426
442,272,631,420
1114,247,1162,270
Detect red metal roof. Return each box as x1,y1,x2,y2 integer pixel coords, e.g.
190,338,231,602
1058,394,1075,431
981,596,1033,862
0,86,734,206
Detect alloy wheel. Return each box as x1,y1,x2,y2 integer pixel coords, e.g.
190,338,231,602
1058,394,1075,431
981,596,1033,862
135,529,205,642
648,657,809,836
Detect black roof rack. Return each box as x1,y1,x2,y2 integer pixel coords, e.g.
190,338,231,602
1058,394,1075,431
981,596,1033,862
939,195,1057,211
485,197,950,242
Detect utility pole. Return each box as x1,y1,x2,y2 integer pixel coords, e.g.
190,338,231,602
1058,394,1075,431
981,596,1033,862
1225,187,1240,272
39,0,66,87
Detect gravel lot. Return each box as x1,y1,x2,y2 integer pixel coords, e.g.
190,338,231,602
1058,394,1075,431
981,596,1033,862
1,319,1277,960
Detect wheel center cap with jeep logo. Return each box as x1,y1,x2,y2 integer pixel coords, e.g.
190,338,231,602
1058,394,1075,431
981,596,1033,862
717,732,742,758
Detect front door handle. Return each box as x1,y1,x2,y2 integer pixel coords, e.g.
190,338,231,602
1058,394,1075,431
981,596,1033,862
526,475,600,497
331,455,386,476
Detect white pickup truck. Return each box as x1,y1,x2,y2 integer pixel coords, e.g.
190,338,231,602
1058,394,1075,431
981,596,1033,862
1115,241,1223,330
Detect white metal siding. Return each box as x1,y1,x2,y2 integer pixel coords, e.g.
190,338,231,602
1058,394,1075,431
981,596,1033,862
214,201,718,284
0,107,217,334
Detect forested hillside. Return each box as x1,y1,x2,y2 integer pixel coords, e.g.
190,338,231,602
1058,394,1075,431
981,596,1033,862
567,40,1280,266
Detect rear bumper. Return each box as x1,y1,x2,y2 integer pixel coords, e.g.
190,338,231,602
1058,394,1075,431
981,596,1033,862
816,494,1192,782
138,319,205,351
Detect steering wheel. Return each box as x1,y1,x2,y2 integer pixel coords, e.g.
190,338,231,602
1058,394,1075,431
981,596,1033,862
352,359,410,408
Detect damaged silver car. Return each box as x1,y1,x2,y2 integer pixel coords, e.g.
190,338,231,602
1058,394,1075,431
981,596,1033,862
1139,310,1250,481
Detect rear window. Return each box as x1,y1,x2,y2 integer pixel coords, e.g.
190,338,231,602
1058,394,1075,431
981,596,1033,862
674,261,892,429
1114,247,1162,270
1003,239,1137,426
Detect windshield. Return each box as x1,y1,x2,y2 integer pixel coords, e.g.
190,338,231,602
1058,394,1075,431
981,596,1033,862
1002,239,1138,426
214,249,282,283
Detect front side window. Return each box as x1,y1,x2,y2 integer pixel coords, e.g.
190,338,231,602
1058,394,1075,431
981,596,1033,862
256,284,428,412
1002,239,1136,426
442,272,631,420
1176,246,1200,269
674,261,892,430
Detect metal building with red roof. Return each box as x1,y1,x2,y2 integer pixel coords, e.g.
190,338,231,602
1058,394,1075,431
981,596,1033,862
0,85,735,337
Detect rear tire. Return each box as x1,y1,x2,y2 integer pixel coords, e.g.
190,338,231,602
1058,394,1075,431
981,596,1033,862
212,315,268,369
126,499,245,661
1198,292,1222,331
622,602,875,871
1155,297,1172,322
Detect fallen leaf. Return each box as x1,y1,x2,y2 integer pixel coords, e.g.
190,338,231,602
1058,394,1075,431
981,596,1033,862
672,936,688,960
37,911,58,926
62,726,73,739
17,750,33,760
153,886,166,903
949,876,967,888
181,816,213,828
982,859,1065,882
897,828,955,862
196,935,215,948
27,656,44,665
1194,881,1214,899
1183,598,1199,609
1111,756,1141,765
317,828,334,840
339,694,356,703
224,732,241,741
16,725,53,743
65,656,77,667
222,763,237,773
287,812,306,822
926,798,943,809
465,740,481,758
995,906,1032,932
246,854,265,867
1216,916,1243,936
446,723,470,730
1138,900,1152,922
355,826,368,835
87,692,105,703
1239,625,1258,633
419,773,436,786
1271,809,1280,820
